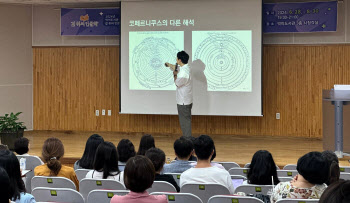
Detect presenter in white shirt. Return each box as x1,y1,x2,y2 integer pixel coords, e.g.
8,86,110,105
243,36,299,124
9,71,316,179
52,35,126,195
165,51,193,137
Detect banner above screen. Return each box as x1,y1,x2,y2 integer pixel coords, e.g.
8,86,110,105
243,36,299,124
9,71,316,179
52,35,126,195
263,1,337,33
61,8,120,36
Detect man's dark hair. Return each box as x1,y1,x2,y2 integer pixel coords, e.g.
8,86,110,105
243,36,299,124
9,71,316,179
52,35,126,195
117,139,136,163
174,137,193,159
14,137,29,155
124,155,155,192
193,135,214,160
0,144,9,151
297,151,329,185
319,180,350,203
177,51,189,64
145,148,165,172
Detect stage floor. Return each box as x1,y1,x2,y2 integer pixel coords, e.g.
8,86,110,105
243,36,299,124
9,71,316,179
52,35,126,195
23,131,350,168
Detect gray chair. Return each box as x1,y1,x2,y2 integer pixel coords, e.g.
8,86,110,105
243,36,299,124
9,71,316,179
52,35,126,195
228,168,249,177
80,178,126,200
31,176,76,191
208,195,264,203
234,184,273,195
181,183,231,203
86,190,129,203
277,170,298,178
340,166,350,173
279,177,293,182
275,199,319,203
165,173,181,185
218,162,240,171
16,155,44,193
283,164,297,170
151,192,203,203
32,187,84,203
340,172,350,180
147,181,177,193
231,175,247,180
75,169,92,182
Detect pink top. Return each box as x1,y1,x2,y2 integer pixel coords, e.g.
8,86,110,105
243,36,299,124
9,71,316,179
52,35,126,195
110,191,168,203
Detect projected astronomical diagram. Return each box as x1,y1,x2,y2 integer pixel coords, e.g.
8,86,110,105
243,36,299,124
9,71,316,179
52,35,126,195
193,31,252,92
130,31,184,90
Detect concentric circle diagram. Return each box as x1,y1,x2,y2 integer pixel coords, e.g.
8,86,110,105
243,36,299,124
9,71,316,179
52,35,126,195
194,33,250,91
132,37,178,89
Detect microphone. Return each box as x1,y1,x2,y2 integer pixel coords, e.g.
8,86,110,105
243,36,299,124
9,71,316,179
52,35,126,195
175,63,178,72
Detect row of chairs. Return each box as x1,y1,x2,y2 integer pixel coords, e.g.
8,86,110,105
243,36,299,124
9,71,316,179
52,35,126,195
32,187,320,203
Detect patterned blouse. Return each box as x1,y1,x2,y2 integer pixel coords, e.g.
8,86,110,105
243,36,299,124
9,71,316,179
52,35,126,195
271,181,327,203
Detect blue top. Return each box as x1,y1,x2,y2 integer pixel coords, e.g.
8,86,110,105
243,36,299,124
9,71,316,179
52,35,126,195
163,160,193,173
13,193,36,203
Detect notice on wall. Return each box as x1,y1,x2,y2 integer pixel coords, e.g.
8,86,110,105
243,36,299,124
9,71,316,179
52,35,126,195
263,1,337,33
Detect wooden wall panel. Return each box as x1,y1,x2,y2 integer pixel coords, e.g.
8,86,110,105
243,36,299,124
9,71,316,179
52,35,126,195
33,45,350,138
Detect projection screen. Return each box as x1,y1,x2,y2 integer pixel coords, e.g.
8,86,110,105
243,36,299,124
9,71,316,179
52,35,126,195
120,0,262,116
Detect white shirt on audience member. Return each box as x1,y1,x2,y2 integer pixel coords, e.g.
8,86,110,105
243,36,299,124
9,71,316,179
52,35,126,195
174,64,193,105
180,166,235,194
85,170,124,184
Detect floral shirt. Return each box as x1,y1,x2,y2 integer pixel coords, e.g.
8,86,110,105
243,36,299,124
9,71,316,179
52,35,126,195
271,181,327,203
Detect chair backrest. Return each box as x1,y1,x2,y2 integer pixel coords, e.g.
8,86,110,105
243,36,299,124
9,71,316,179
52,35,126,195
340,172,350,180
181,183,231,203
228,168,249,177
340,166,350,173
80,178,126,199
277,170,298,178
208,195,264,203
31,176,76,191
231,175,247,180
151,192,203,203
17,155,43,193
275,199,320,203
218,162,240,171
165,173,182,186
279,177,293,182
32,187,84,203
234,184,273,195
86,190,129,203
147,181,177,193
283,164,297,170
75,169,92,182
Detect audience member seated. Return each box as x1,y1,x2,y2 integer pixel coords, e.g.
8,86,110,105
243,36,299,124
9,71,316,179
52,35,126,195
163,137,194,173
319,180,350,203
191,146,224,169
246,150,280,185
322,150,340,186
183,136,198,161
117,139,136,171
180,135,234,194
0,144,9,151
110,156,167,203
34,138,79,190
137,134,155,156
145,147,180,192
14,137,43,164
74,134,104,170
0,150,35,203
85,141,123,183
271,152,328,203
0,167,11,203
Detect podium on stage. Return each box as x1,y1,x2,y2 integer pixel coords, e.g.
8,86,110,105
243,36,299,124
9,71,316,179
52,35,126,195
323,89,350,158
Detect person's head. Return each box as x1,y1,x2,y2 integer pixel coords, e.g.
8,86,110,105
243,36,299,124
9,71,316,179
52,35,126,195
14,137,30,155
0,167,11,202
174,137,193,160
0,144,9,151
177,51,189,65
297,151,329,185
319,180,350,203
117,139,136,163
78,134,104,169
137,134,155,156
42,137,64,176
247,150,280,185
210,146,217,162
322,150,340,185
145,148,165,173
124,155,155,193
194,135,214,161
0,150,25,201
93,141,119,179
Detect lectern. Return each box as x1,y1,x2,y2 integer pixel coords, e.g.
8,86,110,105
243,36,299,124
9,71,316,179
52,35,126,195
323,89,350,158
